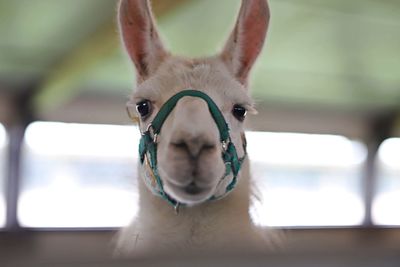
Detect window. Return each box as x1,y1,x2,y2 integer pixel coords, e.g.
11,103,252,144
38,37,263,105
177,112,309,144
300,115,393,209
0,124,7,228
19,122,139,228
19,124,369,228
248,132,367,227
373,138,400,226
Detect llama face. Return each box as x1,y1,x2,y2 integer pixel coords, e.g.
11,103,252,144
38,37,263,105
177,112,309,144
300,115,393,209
131,57,254,204
119,0,269,205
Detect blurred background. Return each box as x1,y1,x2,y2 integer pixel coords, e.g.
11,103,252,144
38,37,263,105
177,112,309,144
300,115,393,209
0,0,399,266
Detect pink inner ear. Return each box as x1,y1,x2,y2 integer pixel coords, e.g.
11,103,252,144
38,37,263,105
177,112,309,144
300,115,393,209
237,0,269,83
119,0,167,82
238,5,269,81
120,0,150,78
222,0,270,85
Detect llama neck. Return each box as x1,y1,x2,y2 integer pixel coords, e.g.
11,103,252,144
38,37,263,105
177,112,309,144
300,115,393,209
134,158,255,253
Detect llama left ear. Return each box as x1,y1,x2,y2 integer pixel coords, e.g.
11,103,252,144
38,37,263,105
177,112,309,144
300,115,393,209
221,0,270,86
118,0,168,83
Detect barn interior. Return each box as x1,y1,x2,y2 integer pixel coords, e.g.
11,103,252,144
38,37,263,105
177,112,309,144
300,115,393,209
0,0,399,266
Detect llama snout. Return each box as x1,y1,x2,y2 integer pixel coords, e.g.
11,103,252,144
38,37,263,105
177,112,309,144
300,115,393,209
167,133,221,184
160,132,225,204
157,103,226,204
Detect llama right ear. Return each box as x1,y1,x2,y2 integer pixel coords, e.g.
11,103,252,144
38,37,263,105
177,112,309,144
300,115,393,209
221,0,270,86
118,0,168,83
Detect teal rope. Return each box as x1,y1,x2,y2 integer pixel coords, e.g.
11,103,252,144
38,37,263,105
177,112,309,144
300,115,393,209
151,90,230,143
138,90,246,208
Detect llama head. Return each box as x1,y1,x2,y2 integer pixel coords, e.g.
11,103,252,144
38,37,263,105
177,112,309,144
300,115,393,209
119,0,270,205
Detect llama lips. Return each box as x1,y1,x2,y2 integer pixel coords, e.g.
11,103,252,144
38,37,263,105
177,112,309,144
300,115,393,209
184,182,203,195
164,180,215,204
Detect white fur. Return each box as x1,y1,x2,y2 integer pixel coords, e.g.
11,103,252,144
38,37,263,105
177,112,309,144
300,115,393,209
116,0,272,257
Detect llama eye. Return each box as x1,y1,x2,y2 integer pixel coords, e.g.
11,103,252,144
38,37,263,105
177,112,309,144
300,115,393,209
232,105,247,122
136,100,152,118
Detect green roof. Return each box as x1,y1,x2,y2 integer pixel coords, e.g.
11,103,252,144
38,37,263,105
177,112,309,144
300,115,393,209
0,0,399,115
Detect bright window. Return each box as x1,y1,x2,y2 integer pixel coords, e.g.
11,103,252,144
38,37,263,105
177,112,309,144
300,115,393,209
19,122,368,228
373,138,400,226
248,132,367,227
0,124,7,228
19,122,140,228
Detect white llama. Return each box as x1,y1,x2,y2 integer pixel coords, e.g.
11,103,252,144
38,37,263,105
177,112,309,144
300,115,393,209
116,0,271,257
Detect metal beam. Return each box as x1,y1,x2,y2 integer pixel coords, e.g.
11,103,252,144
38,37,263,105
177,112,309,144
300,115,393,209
33,0,192,115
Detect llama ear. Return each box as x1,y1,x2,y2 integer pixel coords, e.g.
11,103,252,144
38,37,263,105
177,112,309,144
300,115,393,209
118,0,168,82
221,0,270,86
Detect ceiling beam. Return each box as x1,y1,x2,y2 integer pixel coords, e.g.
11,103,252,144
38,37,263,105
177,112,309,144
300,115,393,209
34,0,192,115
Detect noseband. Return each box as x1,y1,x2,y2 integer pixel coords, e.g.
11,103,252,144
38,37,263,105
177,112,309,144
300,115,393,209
134,90,246,211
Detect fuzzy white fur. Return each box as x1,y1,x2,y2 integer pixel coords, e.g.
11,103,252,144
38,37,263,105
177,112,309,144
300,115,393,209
116,0,271,257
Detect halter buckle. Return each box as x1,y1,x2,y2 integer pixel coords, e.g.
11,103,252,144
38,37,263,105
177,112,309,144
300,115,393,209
174,203,181,215
221,137,231,152
145,124,159,143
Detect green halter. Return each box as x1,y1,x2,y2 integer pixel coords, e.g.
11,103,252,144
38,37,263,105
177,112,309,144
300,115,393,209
138,90,246,210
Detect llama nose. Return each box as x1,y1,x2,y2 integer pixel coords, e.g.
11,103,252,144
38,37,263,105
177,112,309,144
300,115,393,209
171,136,217,159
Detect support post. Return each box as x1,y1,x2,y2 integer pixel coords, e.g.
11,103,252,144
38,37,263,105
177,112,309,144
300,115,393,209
4,90,36,231
362,113,396,227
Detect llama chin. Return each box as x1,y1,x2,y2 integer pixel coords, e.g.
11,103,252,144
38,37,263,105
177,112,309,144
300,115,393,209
116,0,272,257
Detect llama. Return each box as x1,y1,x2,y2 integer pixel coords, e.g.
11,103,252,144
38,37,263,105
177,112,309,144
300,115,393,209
116,0,271,257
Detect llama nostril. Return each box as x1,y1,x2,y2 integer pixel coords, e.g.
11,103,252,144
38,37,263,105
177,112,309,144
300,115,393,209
203,143,217,151
171,141,188,151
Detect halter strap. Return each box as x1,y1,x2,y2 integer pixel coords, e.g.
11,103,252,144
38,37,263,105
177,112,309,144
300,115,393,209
137,90,246,210
151,90,230,143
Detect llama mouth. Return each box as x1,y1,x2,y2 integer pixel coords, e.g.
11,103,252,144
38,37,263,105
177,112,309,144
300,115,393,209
183,182,205,195
164,181,215,204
